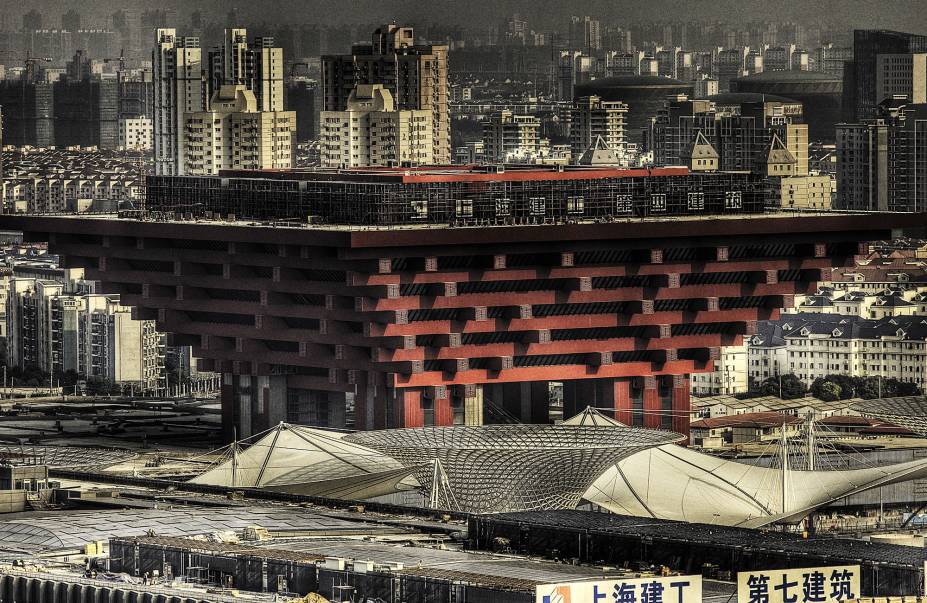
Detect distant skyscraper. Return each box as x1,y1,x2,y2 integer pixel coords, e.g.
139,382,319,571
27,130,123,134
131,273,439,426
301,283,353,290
54,51,120,149
322,24,450,164
876,54,927,105
154,27,294,176
837,101,927,212
0,76,55,147
715,48,749,92
208,29,284,113
763,45,796,72
849,30,927,121
652,95,808,175
837,120,890,211
814,44,853,76
61,9,81,32
22,9,42,31
153,29,207,175
285,79,320,142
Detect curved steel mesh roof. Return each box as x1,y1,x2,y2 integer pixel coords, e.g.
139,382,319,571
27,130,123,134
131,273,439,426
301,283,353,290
345,425,681,514
345,424,673,451
852,396,927,435
0,445,136,468
0,506,381,551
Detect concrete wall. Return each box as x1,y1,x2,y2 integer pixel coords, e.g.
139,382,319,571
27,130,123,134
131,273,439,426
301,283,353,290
0,490,27,513
0,573,215,603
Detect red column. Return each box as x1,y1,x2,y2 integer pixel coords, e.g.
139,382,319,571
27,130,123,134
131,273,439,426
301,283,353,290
642,376,661,429
434,386,454,426
221,381,235,442
371,372,390,430
401,388,424,428
672,375,691,440
609,378,633,425
353,379,368,431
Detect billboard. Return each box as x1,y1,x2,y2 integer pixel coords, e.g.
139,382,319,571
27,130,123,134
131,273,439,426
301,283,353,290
535,575,702,603
736,565,860,603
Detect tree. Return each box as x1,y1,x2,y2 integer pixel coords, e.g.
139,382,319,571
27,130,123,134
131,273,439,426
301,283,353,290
164,353,180,388
84,376,121,396
815,381,842,402
821,374,859,399
55,370,80,387
856,377,885,399
896,380,922,397
758,373,807,399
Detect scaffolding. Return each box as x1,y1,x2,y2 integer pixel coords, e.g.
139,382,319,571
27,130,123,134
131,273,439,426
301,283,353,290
145,167,770,227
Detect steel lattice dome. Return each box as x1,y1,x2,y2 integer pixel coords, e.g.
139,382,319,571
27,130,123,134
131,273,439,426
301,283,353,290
345,425,682,514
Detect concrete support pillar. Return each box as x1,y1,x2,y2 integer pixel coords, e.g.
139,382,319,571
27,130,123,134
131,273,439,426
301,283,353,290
562,379,635,424
517,381,549,423
327,391,347,428
220,375,236,441
590,378,633,425
486,381,549,423
267,375,287,428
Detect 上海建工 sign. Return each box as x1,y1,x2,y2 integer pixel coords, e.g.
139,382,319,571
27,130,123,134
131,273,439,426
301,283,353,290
536,575,702,603
737,565,860,603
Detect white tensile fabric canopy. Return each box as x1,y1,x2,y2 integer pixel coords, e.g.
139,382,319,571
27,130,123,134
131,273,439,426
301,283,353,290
570,407,927,527
189,423,418,500
189,412,927,523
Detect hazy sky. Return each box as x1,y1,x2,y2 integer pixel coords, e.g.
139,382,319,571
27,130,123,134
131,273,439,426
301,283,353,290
8,0,927,31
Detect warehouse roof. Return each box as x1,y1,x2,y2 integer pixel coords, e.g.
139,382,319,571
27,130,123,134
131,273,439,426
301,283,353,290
481,510,927,568
690,411,804,430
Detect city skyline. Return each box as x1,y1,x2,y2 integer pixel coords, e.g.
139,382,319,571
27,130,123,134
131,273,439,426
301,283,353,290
7,1,927,31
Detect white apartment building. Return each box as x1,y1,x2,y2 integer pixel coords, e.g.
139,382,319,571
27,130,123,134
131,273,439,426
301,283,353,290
319,84,433,168
746,313,927,391
482,110,542,163
789,287,925,319
690,343,749,395
153,29,207,176
6,277,163,391
118,117,153,151
569,95,628,165
2,176,143,213
183,85,295,175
